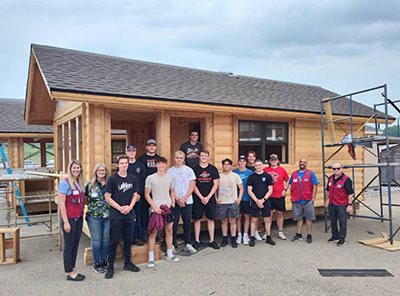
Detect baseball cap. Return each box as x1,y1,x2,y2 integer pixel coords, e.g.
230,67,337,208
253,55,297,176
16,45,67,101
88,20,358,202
146,139,157,145
238,155,247,161
126,144,136,150
269,154,279,160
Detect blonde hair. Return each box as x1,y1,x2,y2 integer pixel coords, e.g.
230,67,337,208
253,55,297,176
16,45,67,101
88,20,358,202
90,163,108,189
175,150,185,158
66,159,84,189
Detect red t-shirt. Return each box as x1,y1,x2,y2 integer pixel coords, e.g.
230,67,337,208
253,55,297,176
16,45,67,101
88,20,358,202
263,166,289,198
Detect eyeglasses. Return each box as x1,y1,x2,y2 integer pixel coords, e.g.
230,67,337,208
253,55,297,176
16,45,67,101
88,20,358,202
332,167,341,171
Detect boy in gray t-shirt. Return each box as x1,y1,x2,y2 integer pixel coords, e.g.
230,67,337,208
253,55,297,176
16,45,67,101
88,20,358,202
145,157,179,268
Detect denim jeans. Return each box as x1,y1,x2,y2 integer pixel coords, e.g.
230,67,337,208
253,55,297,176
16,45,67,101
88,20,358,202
173,204,193,245
61,217,83,273
87,215,110,265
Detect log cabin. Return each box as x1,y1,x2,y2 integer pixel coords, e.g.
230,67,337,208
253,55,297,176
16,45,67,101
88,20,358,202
24,44,386,211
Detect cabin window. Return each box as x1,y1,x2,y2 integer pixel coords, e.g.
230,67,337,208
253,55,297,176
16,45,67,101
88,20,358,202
112,140,126,163
239,121,288,163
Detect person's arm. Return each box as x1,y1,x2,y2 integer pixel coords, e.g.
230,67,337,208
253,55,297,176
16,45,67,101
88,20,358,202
126,192,139,214
236,183,244,204
247,185,258,202
312,184,318,200
105,192,124,213
264,185,273,201
281,169,290,197
170,187,176,208
193,185,204,199
58,193,70,233
206,179,219,200
345,178,354,213
182,179,195,203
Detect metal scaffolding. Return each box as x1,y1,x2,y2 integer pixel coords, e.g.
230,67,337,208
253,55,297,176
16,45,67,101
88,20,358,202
320,84,400,244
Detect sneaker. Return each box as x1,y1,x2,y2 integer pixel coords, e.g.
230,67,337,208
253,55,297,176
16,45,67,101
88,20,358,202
185,243,197,254
306,234,313,244
336,239,346,246
327,237,339,243
242,234,249,245
265,235,276,246
133,238,144,246
249,237,256,247
67,273,85,281
93,262,103,273
193,241,201,250
105,267,114,279
231,238,238,248
123,263,140,272
166,255,180,262
147,261,155,268
254,231,263,241
278,231,287,240
261,233,267,240
291,233,303,242
221,237,228,247
236,234,242,244
209,241,220,249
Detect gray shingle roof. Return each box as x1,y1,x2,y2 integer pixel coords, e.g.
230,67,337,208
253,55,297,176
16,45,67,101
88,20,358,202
0,98,53,134
32,44,381,118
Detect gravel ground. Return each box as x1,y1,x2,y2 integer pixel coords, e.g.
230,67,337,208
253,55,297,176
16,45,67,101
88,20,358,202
1,189,399,296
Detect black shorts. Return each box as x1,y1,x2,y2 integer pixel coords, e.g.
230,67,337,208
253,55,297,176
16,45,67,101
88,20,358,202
250,199,271,217
192,196,216,220
240,200,251,215
270,197,286,212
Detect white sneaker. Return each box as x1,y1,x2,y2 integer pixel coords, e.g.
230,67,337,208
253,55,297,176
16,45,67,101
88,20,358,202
166,255,180,262
185,243,197,254
254,231,263,241
147,261,155,268
236,234,242,244
261,233,267,240
278,231,287,240
242,234,249,245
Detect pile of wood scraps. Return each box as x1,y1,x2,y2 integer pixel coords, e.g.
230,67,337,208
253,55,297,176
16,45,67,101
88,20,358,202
359,233,400,251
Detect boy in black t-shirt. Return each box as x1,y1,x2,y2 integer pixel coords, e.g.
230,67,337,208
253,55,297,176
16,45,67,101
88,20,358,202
247,159,274,247
179,129,203,168
104,155,140,279
192,150,220,250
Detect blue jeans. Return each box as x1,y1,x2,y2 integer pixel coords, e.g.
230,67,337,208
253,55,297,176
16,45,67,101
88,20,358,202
87,215,110,265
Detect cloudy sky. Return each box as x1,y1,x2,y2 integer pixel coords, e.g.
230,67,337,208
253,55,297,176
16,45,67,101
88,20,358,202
1,0,400,116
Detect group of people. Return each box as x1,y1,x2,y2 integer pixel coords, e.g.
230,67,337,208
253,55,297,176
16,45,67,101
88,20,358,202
58,129,354,282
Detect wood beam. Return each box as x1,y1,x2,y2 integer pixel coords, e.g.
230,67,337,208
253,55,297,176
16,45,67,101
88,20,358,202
155,111,171,160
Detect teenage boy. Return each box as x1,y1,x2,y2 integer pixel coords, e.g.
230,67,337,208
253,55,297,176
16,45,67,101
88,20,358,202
180,129,203,169
167,150,197,254
193,150,220,250
248,159,274,247
233,155,254,245
145,157,180,268
138,139,160,240
216,158,244,248
125,144,146,246
325,162,354,246
264,154,289,240
287,158,318,243
105,155,140,279
246,150,262,241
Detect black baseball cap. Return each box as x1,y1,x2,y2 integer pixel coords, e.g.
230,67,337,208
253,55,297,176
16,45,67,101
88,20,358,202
146,139,157,145
126,144,136,150
238,155,247,161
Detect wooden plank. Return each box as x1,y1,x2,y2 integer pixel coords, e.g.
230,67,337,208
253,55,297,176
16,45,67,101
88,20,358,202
202,114,214,163
62,123,69,172
156,111,171,159
0,233,5,263
77,117,82,161
55,124,63,172
40,142,46,167
70,119,77,160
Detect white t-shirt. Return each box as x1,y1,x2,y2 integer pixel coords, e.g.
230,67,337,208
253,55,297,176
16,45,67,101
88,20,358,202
145,173,174,211
167,165,196,205
218,172,242,204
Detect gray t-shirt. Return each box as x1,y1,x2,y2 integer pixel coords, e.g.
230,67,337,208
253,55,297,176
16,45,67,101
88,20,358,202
167,165,196,204
180,141,203,168
145,173,174,211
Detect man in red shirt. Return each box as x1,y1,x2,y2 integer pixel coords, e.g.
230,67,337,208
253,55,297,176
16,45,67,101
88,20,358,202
263,154,289,240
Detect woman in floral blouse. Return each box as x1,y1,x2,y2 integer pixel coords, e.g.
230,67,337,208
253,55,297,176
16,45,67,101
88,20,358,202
85,163,110,273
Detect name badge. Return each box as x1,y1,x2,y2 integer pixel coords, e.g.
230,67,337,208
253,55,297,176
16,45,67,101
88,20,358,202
337,184,342,188
328,182,332,186
293,179,298,183
73,190,79,195
91,192,99,197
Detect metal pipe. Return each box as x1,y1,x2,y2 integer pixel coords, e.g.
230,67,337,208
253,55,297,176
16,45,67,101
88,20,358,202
323,85,386,102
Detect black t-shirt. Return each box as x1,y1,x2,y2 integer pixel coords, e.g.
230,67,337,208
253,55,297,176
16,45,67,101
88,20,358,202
180,141,203,168
247,172,274,199
246,165,256,172
193,164,220,198
105,173,138,219
137,153,160,177
127,161,146,194
325,173,354,195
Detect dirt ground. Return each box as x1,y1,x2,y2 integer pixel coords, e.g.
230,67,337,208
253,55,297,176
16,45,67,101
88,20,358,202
1,189,399,296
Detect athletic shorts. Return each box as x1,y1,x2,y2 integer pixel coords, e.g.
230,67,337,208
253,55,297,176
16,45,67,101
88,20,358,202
250,199,271,217
216,203,240,220
292,200,316,221
270,197,286,212
240,200,251,215
193,196,216,220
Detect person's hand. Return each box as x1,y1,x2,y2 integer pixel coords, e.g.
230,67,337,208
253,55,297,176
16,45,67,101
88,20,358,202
346,205,353,214
177,199,186,207
257,199,264,209
63,221,71,233
235,198,240,205
120,205,130,215
324,200,329,208
154,207,163,214
281,190,286,197
202,196,210,205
